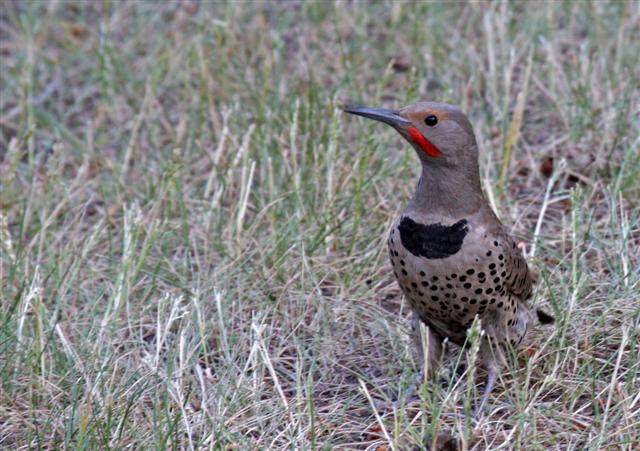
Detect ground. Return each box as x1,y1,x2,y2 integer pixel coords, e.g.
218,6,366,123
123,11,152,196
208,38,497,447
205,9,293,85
1,1,639,449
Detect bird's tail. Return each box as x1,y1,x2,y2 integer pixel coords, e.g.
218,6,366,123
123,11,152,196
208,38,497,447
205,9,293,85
536,309,555,325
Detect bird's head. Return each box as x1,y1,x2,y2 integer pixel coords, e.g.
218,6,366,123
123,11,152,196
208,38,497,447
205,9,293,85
343,101,478,168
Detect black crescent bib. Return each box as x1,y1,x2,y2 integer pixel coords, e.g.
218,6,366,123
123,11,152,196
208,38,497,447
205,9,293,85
398,217,469,259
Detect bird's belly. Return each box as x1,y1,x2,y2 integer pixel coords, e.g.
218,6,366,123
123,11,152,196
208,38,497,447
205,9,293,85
387,223,517,344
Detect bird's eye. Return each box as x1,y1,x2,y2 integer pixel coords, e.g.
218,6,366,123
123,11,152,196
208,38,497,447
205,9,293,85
424,115,438,127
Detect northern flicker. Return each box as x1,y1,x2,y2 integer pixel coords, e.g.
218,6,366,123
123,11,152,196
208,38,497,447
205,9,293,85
344,101,554,410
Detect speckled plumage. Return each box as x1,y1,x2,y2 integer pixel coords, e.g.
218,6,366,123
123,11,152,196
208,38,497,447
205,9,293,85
344,101,554,411
389,209,534,347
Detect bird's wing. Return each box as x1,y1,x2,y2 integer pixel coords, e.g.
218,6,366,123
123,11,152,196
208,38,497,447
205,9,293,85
501,233,534,301
501,232,555,324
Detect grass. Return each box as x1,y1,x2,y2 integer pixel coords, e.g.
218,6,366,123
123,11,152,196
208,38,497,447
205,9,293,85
1,1,639,449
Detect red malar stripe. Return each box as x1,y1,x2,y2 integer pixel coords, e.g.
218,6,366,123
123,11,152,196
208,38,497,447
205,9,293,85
407,126,442,157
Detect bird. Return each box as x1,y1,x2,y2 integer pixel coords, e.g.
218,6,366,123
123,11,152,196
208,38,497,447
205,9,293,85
343,101,555,412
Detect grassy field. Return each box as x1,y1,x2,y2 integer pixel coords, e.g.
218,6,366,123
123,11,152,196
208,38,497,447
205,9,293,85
1,1,639,449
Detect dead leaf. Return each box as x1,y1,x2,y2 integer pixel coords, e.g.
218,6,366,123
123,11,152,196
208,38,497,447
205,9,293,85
366,423,384,441
392,55,412,72
432,431,459,451
540,157,554,177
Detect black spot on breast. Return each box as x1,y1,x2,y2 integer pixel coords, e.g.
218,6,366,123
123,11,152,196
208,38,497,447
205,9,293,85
398,217,469,259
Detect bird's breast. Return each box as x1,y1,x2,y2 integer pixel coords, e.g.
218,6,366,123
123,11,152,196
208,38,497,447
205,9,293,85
387,216,519,344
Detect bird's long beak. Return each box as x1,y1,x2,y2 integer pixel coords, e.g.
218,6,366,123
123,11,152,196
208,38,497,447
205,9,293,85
343,105,443,158
343,106,411,128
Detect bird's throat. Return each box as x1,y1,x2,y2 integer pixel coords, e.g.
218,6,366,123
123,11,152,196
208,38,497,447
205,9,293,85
409,163,484,217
